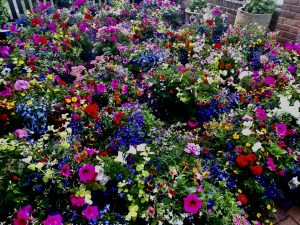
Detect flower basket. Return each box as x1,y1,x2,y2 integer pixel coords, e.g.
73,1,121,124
234,7,273,30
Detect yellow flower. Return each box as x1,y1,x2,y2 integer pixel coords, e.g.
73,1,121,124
246,143,251,147
125,205,139,221
72,97,77,102
233,133,239,139
47,74,54,81
18,60,24,65
257,213,261,218
267,204,271,210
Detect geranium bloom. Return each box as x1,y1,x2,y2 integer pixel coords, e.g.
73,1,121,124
250,165,263,176
78,164,97,183
70,195,85,207
60,164,71,177
41,214,63,225
275,123,287,137
82,205,99,220
14,80,30,91
14,129,28,138
237,194,248,205
183,194,203,214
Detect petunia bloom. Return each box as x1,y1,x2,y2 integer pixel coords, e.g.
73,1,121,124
78,164,97,183
41,214,63,225
14,80,30,91
183,194,203,214
275,123,287,137
60,164,71,177
82,205,99,220
14,129,29,138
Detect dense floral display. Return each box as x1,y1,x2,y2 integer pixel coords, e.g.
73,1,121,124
0,0,299,224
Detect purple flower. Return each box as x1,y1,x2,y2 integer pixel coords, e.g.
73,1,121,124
82,205,99,220
47,21,56,33
14,129,29,138
0,46,11,58
255,107,267,121
72,0,86,7
78,21,88,32
14,80,30,91
42,214,63,225
184,143,201,156
212,8,221,15
110,79,119,89
288,65,296,74
110,35,117,42
121,85,128,94
96,83,107,93
0,88,12,96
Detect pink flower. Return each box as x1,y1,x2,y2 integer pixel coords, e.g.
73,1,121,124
184,143,201,156
147,207,155,217
14,129,29,138
83,147,98,156
187,120,198,127
70,195,85,207
60,164,71,177
82,205,99,220
78,164,97,183
266,157,276,171
110,79,119,89
110,35,117,42
255,107,267,121
41,214,63,225
275,123,287,137
96,83,107,93
14,80,30,91
13,205,32,225
183,194,203,214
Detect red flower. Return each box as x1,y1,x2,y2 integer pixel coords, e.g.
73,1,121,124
38,36,48,45
0,113,8,121
236,155,248,167
213,43,222,49
237,194,248,205
250,165,263,176
31,18,42,27
60,22,67,28
85,13,92,20
206,20,213,25
84,103,99,120
245,153,256,165
53,13,60,19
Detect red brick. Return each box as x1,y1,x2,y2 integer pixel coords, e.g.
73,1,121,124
287,207,300,223
285,18,300,28
280,10,296,19
278,17,287,24
295,13,300,20
274,208,287,223
279,216,298,225
277,23,292,31
288,4,300,13
277,36,293,44
279,30,297,40
284,0,300,6
289,26,300,34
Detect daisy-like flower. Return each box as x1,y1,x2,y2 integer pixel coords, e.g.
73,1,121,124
183,194,202,214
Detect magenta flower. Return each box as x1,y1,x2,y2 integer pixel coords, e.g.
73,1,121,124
212,8,221,15
110,35,117,42
264,76,276,85
72,0,86,7
13,205,32,225
70,195,85,207
266,157,276,171
82,205,99,220
60,164,71,177
110,79,119,89
255,107,267,121
275,123,287,137
14,129,29,138
96,83,107,93
0,46,11,58
121,85,128,94
183,194,203,214
14,80,30,91
184,143,201,156
41,214,63,225
78,164,97,183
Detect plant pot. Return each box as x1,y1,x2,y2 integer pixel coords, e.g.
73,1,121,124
0,29,9,45
185,8,202,16
234,7,273,30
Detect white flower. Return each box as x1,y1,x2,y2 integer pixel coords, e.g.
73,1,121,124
288,176,300,189
252,142,262,152
243,120,253,127
239,71,251,80
95,166,110,186
241,128,252,136
114,151,127,164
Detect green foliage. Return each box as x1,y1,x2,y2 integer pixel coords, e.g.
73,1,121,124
243,0,276,14
0,0,9,26
190,0,208,12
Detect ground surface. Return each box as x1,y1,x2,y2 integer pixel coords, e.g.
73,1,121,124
276,207,300,225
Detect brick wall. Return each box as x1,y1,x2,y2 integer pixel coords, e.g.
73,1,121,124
276,0,300,43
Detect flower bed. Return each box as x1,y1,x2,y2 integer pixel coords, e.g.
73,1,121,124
0,0,299,224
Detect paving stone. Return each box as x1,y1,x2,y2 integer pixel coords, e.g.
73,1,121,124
275,208,287,223
287,207,300,223
279,216,298,225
